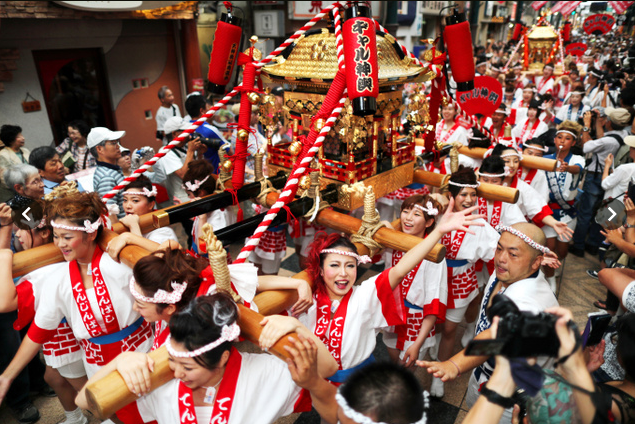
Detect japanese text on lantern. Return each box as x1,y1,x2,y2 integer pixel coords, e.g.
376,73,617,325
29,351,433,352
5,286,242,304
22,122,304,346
224,44,238,80
351,20,374,93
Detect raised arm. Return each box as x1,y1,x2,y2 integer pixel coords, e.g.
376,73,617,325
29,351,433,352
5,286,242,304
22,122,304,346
388,198,484,289
105,232,160,262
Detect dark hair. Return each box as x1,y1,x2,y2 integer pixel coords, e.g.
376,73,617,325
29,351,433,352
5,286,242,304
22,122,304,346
528,98,541,111
47,191,107,238
158,85,170,101
468,128,491,149
615,314,635,379
123,174,156,202
182,160,216,196
448,166,478,198
340,362,426,424
133,248,207,313
523,136,545,150
185,95,206,119
169,293,238,369
0,125,22,148
480,156,506,175
400,194,439,235
306,233,358,297
68,120,90,138
29,146,58,171
491,143,517,157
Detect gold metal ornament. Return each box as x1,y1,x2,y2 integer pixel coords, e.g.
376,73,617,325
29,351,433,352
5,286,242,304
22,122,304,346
299,175,311,190
288,140,303,156
247,92,261,105
237,129,250,142
222,160,234,173
314,118,325,132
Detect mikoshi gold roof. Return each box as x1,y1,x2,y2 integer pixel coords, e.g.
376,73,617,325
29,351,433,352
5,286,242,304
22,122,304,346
527,25,558,40
260,27,436,87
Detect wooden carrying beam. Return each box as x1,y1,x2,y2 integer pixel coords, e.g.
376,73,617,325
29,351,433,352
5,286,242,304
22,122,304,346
12,228,147,278
413,169,519,204
452,145,557,172
84,304,300,420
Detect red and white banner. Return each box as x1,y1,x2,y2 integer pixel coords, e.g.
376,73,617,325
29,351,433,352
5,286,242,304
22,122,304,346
610,1,634,14
550,1,568,12
531,1,548,11
560,1,581,15
565,42,588,57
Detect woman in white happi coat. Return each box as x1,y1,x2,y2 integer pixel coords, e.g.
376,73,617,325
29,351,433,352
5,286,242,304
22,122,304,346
119,174,179,245
519,137,550,202
511,99,549,148
430,167,500,398
554,84,589,125
494,144,574,242
77,293,338,424
0,205,88,424
381,194,448,367
261,201,484,385
181,160,230,257
0,191,155,424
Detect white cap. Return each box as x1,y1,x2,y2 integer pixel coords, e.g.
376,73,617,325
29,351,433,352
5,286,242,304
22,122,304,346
120,145,130,154
164,117,190,135
87,127,125,149
625,135,635,148
605,107,632,127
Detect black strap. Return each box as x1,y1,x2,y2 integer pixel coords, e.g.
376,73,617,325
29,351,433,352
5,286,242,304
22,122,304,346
480,386,516,409
172,105,176,116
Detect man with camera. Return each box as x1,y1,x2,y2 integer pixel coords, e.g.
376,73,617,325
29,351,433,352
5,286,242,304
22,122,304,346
184,93,228,174
570,107,632,257
418,222,558,424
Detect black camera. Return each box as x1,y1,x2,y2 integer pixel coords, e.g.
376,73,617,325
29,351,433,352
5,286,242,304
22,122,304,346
196,135,224,151
465,294,560,358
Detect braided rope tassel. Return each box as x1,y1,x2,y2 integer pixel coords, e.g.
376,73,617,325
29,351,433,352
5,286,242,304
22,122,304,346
233,94,347,264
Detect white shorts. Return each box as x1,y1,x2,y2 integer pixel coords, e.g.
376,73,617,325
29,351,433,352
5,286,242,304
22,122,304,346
445,304,470,323
622,280,635,313
249,252,283,274
543,214,576,241
56,359,87,379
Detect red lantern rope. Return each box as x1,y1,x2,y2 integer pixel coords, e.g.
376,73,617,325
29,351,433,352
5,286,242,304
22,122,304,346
232,62,257,190
234,73,348,264
101,2,341,202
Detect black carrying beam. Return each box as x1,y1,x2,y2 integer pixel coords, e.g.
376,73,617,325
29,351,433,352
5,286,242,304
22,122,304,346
214,186,339,243
153,172,288,228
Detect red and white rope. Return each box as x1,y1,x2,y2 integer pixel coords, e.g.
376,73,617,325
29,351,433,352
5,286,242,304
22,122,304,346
101,89,238,200
233,94,347,263
502,37,524,73
333,3,345,71
102,2,342,201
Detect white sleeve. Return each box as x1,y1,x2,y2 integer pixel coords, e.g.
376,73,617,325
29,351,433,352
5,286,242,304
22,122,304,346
501,203,528,226
519,182,548,218
531,171,550,202
146,227,178,244
158,151,183,176
474,222,500,263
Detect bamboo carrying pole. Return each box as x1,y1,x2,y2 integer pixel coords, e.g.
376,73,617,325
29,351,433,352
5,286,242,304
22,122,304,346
84,304,301,420
413,169,520,204
449,144,557,172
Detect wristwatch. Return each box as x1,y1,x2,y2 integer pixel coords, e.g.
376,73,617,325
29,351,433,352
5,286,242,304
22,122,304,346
626,223,635,229
582,127,590,132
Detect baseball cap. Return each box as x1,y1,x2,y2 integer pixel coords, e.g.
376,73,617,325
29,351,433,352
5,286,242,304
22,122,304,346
605,107,632,126
164,117,190,135
625,136,635,148
120,145,130,154
87,127,125,149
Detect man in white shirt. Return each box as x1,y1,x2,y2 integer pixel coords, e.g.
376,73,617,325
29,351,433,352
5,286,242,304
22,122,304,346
155,86,181,145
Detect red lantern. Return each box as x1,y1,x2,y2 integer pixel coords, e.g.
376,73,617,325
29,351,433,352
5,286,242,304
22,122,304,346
511,23,523,42
206,6,242,95
342,2,379,116
444,9,475,92
563,21,572,43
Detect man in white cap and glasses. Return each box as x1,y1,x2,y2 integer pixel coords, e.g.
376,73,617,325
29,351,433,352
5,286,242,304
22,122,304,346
88,127,126,218
570,107,633,258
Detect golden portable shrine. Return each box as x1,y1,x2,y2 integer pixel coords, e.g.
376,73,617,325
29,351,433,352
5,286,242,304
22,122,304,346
259,27,436,211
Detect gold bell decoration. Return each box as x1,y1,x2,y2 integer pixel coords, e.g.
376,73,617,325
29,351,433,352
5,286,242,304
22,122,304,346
247,91,261,105
222,160,234,173
299,175,311,190
314,118,325,132
237,128,250,142
243,35,263,62
288,140,303,156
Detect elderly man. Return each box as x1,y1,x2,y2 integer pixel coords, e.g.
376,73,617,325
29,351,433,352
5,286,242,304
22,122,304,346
419,223,558,424
29,146,84,195
88,127,126,217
